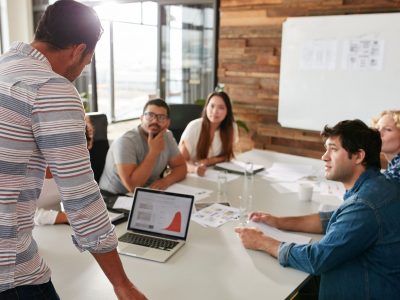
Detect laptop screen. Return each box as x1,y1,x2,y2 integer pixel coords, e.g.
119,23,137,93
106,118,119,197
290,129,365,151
127,188,194,240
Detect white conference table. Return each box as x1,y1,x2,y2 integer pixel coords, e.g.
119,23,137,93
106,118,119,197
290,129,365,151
33,149,337,300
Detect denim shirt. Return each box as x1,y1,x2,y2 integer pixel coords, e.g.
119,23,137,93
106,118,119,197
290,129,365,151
278,168,400,300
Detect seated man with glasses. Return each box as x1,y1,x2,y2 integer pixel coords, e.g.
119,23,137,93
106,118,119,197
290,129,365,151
99,99,187,195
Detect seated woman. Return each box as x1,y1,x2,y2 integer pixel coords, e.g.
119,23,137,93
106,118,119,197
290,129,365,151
34,115,95,225
372,110,400,181
179,91,238,176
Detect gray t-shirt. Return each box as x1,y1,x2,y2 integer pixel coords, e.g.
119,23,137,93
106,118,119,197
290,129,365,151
99,126,180,194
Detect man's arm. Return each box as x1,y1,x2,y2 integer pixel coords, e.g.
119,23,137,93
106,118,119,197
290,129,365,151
117,130,166,192
234,212,323,259
91,250,147,300
250,212,324,234
234,227,281,258
150,154,187,189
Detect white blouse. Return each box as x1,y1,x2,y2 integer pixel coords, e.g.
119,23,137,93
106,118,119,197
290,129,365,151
180,118,239,162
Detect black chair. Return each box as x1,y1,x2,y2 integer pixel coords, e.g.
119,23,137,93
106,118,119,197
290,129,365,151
87,112,109,183
168,104,203,143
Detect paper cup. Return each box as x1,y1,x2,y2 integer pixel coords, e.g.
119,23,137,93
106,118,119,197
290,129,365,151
298,183,313,201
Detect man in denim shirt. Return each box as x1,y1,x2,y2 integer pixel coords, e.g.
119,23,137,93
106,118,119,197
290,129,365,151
236,120,400,299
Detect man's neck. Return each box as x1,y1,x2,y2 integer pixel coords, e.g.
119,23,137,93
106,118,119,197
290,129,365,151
343,166,367,190
30,41,70,77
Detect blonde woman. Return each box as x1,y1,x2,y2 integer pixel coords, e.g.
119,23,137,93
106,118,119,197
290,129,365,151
372,110,400,181
179,91,239,176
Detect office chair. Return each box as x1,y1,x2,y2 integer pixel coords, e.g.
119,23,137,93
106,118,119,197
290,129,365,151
169,104,203,143
86,112,109,183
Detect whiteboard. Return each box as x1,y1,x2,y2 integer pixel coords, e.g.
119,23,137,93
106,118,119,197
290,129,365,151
278,13,400,131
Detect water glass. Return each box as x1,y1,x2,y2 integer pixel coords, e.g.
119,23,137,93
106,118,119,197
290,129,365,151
239,162,254,225
217,170,228,201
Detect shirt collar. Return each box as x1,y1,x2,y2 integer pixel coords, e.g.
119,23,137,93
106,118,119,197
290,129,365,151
343,167,380,200
10,42,51,69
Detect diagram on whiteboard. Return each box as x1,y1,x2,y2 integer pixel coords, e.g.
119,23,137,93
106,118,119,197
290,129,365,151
342,35,384,70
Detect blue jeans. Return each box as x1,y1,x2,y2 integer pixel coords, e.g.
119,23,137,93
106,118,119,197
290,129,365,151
0,280,60,300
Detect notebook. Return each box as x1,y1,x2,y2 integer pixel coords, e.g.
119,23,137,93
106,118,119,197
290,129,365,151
215,160,264,174
118,187,194,263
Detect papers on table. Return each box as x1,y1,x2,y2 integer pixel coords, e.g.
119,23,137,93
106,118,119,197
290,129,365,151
113,196,134,211
166,183,213,201
108,211,125,223
187,169,240,183
215,160,264,174
319,180,345,199
260,162,315,182
192,203,240,228
270,181,321,194
247,221,312,244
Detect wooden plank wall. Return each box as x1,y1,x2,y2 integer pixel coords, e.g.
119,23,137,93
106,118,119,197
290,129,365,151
219,0,400,159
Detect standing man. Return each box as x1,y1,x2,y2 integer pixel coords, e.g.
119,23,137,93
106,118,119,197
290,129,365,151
235,120,400,299
99,99,187,195
0,1,146,299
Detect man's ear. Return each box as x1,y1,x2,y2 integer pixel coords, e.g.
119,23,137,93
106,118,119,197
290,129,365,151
71,43,87,62
354,149,366,165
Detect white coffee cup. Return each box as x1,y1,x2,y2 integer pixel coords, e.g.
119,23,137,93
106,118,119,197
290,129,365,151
298,183,313,201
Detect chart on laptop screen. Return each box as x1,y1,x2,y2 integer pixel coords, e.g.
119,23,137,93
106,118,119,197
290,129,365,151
129,191,191,238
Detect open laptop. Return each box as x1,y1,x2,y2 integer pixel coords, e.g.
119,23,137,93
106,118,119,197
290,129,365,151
118,187,194,263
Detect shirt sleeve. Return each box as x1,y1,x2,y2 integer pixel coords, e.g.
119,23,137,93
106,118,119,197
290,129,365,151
233,122,239,144
319,210,334,233
179,119,201,161
277,201,379,275
32,79,117,253
166,130,180,159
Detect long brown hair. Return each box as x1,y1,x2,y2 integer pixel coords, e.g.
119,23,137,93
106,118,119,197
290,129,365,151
196,91,235,161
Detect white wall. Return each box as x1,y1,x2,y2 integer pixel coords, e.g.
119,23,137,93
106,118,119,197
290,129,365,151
1,0,34,51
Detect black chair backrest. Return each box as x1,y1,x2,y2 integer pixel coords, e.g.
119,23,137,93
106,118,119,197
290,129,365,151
87,112,109,183
168,104,203,143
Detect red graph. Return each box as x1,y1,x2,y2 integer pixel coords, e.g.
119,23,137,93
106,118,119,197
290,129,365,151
164,211,182,232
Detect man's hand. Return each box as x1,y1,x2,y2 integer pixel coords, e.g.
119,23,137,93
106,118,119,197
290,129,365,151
235,227,280,258
114,282,147,300
149,178,170,190
249,212,280,228
147,128,166,155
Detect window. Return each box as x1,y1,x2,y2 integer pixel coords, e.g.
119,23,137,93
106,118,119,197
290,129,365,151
161,4,214,104
94,2,158,121
72,1,216,122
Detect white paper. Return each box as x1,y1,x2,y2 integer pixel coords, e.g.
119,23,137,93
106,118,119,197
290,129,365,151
319,180,345,199
187,169,240,183
342,35,384,70
166,183,213,201
113,196,134,211
300,39,338,70
247,221,311,244
270,181,320,194
191,203,240,228
270,182,299,193
108,211,125,222
260,162,315,182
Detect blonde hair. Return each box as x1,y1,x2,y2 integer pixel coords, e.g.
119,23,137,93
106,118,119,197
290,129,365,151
372,110,400,129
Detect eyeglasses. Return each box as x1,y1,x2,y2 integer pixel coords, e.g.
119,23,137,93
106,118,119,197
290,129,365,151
143,111,169,122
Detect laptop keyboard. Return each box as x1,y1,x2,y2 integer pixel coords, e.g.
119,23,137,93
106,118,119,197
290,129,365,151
119,232,178,251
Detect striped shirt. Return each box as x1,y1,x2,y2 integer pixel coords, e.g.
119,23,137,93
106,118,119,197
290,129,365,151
0,42,117,292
